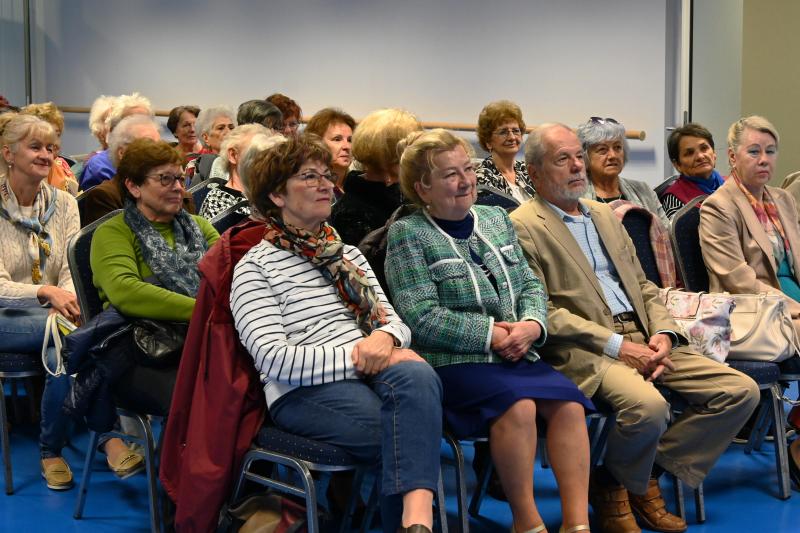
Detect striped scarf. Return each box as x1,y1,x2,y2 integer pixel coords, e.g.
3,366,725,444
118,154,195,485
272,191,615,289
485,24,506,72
732,169,791,253
0,177,57,283
263,216,387,334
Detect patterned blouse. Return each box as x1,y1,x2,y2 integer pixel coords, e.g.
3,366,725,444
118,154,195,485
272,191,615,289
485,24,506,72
475,157,535,201
198,185,250,220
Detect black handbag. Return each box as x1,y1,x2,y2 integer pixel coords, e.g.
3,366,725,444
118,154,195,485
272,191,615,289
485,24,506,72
131,319,189,368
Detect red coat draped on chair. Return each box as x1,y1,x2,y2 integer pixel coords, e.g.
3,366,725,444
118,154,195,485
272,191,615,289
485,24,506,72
160,219,267,532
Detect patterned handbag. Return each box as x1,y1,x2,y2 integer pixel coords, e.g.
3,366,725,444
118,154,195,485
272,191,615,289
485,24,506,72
659,288,735,363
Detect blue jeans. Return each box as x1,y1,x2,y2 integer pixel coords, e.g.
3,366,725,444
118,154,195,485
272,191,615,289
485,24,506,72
0,307,110,458
270,361,443,533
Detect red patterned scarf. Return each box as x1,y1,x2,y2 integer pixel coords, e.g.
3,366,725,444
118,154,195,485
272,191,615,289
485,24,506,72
263,216,388,334
732,170,791,253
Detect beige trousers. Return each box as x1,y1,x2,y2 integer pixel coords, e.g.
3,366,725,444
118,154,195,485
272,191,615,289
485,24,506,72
593,320,760,495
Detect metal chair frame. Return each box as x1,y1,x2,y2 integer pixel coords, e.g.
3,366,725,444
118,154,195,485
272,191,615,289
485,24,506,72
0,367,40,494
74,410,164,533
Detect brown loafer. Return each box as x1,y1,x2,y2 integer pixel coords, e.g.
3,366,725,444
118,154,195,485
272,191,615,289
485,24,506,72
588,475,641,533
628,478,687,533
41,457,73,491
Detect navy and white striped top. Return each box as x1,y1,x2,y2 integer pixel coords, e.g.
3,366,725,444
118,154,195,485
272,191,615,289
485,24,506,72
230,240,411,407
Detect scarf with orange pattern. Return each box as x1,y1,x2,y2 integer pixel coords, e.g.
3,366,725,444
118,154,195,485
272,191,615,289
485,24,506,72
732,169,791,253
263,216,388,334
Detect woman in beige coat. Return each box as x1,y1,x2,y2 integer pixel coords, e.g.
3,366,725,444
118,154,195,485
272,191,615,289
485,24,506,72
699,115,800,487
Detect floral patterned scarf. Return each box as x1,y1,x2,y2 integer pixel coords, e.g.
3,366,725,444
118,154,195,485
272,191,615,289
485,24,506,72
732,169,791,253
0,177,57,283
263,216,387,334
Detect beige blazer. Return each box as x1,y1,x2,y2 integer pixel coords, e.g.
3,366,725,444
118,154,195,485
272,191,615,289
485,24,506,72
511,196,680,395
699,178,800,319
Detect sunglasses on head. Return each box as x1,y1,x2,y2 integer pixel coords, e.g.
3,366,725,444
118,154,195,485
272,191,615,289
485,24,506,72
590,117,619,125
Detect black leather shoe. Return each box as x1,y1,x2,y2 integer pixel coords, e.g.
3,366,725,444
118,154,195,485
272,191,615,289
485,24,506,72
398,525,432,533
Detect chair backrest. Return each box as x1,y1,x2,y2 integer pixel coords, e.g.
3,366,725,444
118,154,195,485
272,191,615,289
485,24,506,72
476,185,520,212
188,177,226,212
75,185,97,227
68,209,123,321
670,195,709,292
620,209,662,286
210,200,251,234
654,174,679,199
189,153,219,185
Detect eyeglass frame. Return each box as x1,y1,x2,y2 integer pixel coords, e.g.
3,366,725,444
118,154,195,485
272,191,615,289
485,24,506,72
492,127,524,139
289,170,336,188
145,172,186,188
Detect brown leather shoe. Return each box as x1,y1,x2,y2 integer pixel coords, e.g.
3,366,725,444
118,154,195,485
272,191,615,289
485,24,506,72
628,479,687,533
588,475,641,533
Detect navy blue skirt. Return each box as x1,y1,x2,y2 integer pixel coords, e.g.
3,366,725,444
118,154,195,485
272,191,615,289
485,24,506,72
436,359,595,439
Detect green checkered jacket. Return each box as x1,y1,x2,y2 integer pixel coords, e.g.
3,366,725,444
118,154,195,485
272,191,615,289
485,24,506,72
385,205,547,368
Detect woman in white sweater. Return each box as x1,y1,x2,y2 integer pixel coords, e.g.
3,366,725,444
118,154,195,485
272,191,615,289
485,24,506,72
230,134,443,533
0,115,138,490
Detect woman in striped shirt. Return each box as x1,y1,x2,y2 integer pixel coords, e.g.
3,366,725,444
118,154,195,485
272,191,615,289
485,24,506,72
230,134,443,533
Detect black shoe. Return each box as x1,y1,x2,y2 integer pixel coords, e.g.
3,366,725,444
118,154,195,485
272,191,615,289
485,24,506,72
398,526,432,533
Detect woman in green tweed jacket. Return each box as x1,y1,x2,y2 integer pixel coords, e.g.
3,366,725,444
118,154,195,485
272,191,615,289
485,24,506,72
385,129,594,533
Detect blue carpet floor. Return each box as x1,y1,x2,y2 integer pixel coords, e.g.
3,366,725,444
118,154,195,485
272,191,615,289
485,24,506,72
2,389,799,532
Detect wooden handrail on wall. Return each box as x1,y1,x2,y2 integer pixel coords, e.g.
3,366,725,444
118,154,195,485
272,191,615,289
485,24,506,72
58,105,647,141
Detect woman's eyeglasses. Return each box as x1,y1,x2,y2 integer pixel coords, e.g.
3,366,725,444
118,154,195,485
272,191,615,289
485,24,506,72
493,127,523,138
589,117,619,125
146,173,186,188
293,171,335,188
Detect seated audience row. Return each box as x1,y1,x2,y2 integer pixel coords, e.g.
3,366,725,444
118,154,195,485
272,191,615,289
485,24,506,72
3,91,797,533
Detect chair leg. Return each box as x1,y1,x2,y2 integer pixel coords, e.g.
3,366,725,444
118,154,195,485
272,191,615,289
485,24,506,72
468,459,491,519
337,468,364,533
436,468,449,533
359,477,379,533
672,474,686,520
74,430,101,518
769,384,791,500
745,396,769,454
694,483,705,523
296,463,320,533
1,379,13,495
589,415,613,468
443,435,469,533
136,414,162,533
24,377,37,422
539,436,549,468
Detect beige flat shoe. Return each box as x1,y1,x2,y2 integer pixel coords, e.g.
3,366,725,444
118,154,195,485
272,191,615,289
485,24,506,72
560,525,591,533
511,524,547,533
41,457,73,490
107,449,145,480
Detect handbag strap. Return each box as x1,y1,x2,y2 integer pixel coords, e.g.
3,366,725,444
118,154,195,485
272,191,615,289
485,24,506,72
41,312,65,377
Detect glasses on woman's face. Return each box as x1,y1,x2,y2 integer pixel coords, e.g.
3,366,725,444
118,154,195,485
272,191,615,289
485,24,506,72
590,117,619,125
146,172,186,188
291,170,335,188
493,127,523,138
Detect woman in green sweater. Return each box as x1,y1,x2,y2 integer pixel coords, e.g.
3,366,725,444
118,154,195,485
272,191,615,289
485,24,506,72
90,138,219,415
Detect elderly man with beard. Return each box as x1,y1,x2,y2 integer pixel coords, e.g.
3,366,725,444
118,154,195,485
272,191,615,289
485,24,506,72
509,123,759,533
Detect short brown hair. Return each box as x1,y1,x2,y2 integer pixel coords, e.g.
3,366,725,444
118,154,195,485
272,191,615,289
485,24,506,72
667,123,715,162
247,133,332,219
398,129,474,206
352,108,422,175
266,93,302,121
476,100,526,152
117,138,183,200
304,108,356,137
167,105,200,134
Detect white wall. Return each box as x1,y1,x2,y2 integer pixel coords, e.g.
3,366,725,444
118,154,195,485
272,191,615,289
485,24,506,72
4,0,683,184
690,0,743,172
0,0,27,105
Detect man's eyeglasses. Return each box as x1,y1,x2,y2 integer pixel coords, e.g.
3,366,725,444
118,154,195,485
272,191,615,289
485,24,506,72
589,117,619,125
146,173,186,188
493,127,523,138
292,171,335,188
